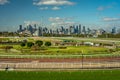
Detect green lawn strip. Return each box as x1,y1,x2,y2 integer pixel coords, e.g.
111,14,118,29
0,53,120,59
46,46,108,54
0,70,120,80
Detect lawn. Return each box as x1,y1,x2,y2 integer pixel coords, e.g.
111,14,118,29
0,44,109,55
47,46,109,54
0,70,120,80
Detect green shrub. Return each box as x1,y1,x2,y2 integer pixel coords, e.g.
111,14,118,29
45,41,52,47
35,40,43,47
27,42,34,48
20,42,26,47
58,46,67,49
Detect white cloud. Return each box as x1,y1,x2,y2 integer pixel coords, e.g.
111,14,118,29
51,6,61,10
0,0,9,5
97,6,112,11
97,3,115,11
24,21,41,26
49,17,78,27
51,22,76,26
97,6,104,11
39,7,48,10
33,0,75,10
49,17,74,22
103,17,120,22
49,17,64,22
33,0,75,6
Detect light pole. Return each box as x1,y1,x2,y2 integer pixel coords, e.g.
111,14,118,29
81,54,83,69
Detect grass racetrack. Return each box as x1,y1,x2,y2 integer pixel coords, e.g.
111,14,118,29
0,70,120,80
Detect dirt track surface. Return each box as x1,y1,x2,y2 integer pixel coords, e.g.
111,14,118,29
0,57,120,63
0,57,120,69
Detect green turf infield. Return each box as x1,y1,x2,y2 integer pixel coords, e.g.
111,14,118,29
0,70,120,80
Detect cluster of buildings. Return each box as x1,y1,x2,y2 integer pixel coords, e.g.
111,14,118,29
17,24,117,37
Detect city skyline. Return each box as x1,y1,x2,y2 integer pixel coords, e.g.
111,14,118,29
0,0,120,31
17,23,117,37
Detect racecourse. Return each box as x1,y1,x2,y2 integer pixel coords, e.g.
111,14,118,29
0,37,120,70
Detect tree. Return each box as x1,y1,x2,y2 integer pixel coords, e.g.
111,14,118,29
20,42,26,47
35,40,43,47
45,41,52,47
27,42,34,48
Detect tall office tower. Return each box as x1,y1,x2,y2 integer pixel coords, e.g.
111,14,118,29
70,26,75,34
23,27,26,31
28,25,34,34
75,25,79,34
34,24,37,30
43,27,48,33
61,26,65,34
55,29,58,34
87,28,91,34
69,26,73,34
61,26,64,31
19,25,23,32
111,27,117,34
72,25,75,34
33,24,37,33
49,29,53,34
82,26,86,34
38,27,42,36
78,24,82,34
65,29,69,34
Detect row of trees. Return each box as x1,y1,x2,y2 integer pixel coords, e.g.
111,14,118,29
98,33,120,38
20,40,52,48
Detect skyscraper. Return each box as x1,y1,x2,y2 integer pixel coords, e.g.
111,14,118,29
82,26,86,34
38,27,42,36
78,24,81,34
87,28,91,34
28,25,33,34
19,25,22,32
75,25,79,34
69,26,75,34
111,27,117,34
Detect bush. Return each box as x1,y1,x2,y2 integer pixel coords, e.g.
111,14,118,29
35,40,43,47
108,49,116,52
20,42,26,47
27,42,34,48
45,41,52,47
58,46,67,49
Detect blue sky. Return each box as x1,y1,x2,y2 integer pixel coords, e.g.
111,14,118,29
0,0,120,31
